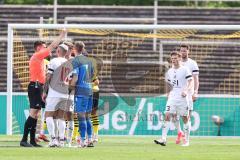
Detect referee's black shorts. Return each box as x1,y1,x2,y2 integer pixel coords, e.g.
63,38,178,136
28,81,45,109
93,91,99,110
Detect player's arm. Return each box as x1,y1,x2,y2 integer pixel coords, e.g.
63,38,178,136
182,78,193,97
192,61,199,101
192,74,199,101
88,60,96,82
91,57,99,81
165,71,171,99
68,69,78,95
34,29,67,60
42,73,52,102
69,75,77,95
42,60,55,101
165,81,172,99
47,29,67,52
182,69,193,97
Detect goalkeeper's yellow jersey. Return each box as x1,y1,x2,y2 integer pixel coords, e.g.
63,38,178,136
87,56,99,92
92,78,99,92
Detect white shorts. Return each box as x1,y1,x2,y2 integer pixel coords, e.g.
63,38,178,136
45,97,74,112
165,97,189,117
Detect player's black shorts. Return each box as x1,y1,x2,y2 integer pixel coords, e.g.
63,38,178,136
93,91,99,109
28,81,45,109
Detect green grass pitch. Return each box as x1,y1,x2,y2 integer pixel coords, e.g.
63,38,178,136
0,135,239,160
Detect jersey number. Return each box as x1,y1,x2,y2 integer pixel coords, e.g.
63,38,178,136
60,66,70,82
172,80,179,87
166,106,170,111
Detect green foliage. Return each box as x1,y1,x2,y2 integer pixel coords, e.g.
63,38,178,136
4,0,154,5
3,0,240,7
57,0,154,5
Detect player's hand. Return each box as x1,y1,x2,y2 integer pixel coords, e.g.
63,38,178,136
63,77,70,86
181,91,187,97
93,78,99,85
68,85,75,94
192,93,198,102
42,92,47,102
60,28,67,37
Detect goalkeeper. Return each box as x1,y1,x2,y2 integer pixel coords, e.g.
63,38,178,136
69,41,95,148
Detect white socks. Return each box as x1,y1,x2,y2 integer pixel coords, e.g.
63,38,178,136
46,117,55,138
183,121,190,142
67,120,74,143
48,118,66,140
162,121,170,141
58,119,66,140
54,119,59,138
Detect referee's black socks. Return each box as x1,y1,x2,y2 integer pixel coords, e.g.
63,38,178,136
30,118,37,143
21,116,37,142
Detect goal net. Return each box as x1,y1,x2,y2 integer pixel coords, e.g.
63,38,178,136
6,24,240,136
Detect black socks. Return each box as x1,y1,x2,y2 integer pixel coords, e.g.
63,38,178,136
21,116,37,142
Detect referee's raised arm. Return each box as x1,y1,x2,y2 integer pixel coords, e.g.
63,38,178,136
48,29,67,54
20,29,67,147
34,29,67,59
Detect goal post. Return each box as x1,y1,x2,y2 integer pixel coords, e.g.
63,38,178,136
8,23,240,30
7,24,14,135
7,23,240,136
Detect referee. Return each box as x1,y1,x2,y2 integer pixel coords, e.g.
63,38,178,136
20,29,67,147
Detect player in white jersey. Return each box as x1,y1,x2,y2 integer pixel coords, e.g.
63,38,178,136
154,51,193,147
174,44,199,145
62,40,76,147
43,43,73,147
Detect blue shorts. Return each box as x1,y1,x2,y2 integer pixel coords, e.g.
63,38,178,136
74,95,93,113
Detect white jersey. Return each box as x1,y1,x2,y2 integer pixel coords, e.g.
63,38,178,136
47,57,68,98
182,58,199,75
182,58,199,95
166,65,192,99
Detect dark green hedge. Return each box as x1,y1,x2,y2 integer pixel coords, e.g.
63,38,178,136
2,0,154,5
2,0,240,7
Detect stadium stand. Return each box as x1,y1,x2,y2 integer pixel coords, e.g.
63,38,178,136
1,5,240,94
